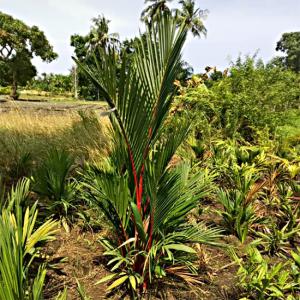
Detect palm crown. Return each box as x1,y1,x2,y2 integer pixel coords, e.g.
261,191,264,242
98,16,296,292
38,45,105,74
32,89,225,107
141,0,173,25
88,15,119,51
176,0,208,38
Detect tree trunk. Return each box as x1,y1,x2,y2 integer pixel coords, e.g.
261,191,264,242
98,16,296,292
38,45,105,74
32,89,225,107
74,65,78,99
10,71,18,100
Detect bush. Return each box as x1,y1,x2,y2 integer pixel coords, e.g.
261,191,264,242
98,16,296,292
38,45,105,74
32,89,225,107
26,73,73,95
32,148,77,225
173,56,300,142
234,247,300,299
0,86,11,95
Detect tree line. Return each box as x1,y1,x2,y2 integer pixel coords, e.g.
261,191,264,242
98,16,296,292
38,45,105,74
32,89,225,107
0,0,299,100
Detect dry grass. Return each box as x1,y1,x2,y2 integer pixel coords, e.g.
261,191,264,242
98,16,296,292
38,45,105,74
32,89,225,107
0,111,79,133
0,111,109,182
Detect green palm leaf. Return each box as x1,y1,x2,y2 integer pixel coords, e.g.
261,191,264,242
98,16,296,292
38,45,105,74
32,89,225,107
0,178,58,300
75,14,187,177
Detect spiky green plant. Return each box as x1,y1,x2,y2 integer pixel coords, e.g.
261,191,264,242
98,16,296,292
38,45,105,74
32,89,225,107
32,148,77,224
216,166,265,242
233,246,299,299
255,223,300,256
77,14,222,296
0,178,58,300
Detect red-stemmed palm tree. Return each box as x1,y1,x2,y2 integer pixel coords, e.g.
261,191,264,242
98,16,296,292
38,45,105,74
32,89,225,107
75,13,221,297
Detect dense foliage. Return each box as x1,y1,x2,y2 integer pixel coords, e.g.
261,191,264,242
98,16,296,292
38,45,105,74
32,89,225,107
70,15,119,100
0,3,299,300
26,73,73,95
173,56,300,142
275,32,300,72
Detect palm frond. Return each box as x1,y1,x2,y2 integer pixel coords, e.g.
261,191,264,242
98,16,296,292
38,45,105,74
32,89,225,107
81,167,131,239
75,15,187,177
152,164,216,233
32,148,75,201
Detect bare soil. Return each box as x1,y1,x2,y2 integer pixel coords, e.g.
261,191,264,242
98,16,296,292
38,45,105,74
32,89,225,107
42,226,240,300
44,227,110,300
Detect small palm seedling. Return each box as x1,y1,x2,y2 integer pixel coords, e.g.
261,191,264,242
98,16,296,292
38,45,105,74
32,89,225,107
0,178,58,300
216,168,265,242
55,288,68,300
54,281,92,300
233,247,299,300
217,189,256,243
77,13,222,297
255,222,300,256
291,247,300,285
32,148,77,227
76,280,92,300
274,183,300,232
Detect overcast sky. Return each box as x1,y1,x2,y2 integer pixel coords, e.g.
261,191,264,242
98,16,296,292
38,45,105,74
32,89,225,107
1,0,300,74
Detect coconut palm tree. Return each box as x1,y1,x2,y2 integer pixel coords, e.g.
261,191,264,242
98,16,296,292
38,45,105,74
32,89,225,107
141,0,173,25
75,14,221,297
88,15,119,51
175,0,208,38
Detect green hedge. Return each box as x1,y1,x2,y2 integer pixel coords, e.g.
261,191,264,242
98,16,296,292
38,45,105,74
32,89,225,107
0,86,11,95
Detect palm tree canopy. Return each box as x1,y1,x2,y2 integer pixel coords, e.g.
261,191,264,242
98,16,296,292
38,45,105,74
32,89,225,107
141,0,174,24
75,14,188,175
88,15,120,51
176,0,208,38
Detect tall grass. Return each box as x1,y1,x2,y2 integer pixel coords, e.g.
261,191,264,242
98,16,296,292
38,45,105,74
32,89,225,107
0,111,109,182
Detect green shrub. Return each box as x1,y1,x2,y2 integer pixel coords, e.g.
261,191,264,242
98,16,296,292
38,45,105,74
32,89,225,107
0,86,11,95
173,56,300,142
32,149,77,227
216,166,264,242
234,247,299,299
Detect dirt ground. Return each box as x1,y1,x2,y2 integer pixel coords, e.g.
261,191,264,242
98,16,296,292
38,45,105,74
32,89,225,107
42,226,240,300
43,228,109,300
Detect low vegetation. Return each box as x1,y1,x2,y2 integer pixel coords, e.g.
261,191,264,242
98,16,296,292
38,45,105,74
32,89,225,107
0,111,108,184
0,1,300,299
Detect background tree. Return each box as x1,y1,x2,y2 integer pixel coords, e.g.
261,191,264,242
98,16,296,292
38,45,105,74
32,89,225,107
141,0,173,25
275,32,300,72
26,73,73,94
175,0,208,38
174,56,300,142
71,15,119,100
141,0,208,83
71,15,119,59
0,11,57,99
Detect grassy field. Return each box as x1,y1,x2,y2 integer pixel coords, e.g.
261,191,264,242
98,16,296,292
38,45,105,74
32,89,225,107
0,89,107,105
0,110,109,183
0,105,298,299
